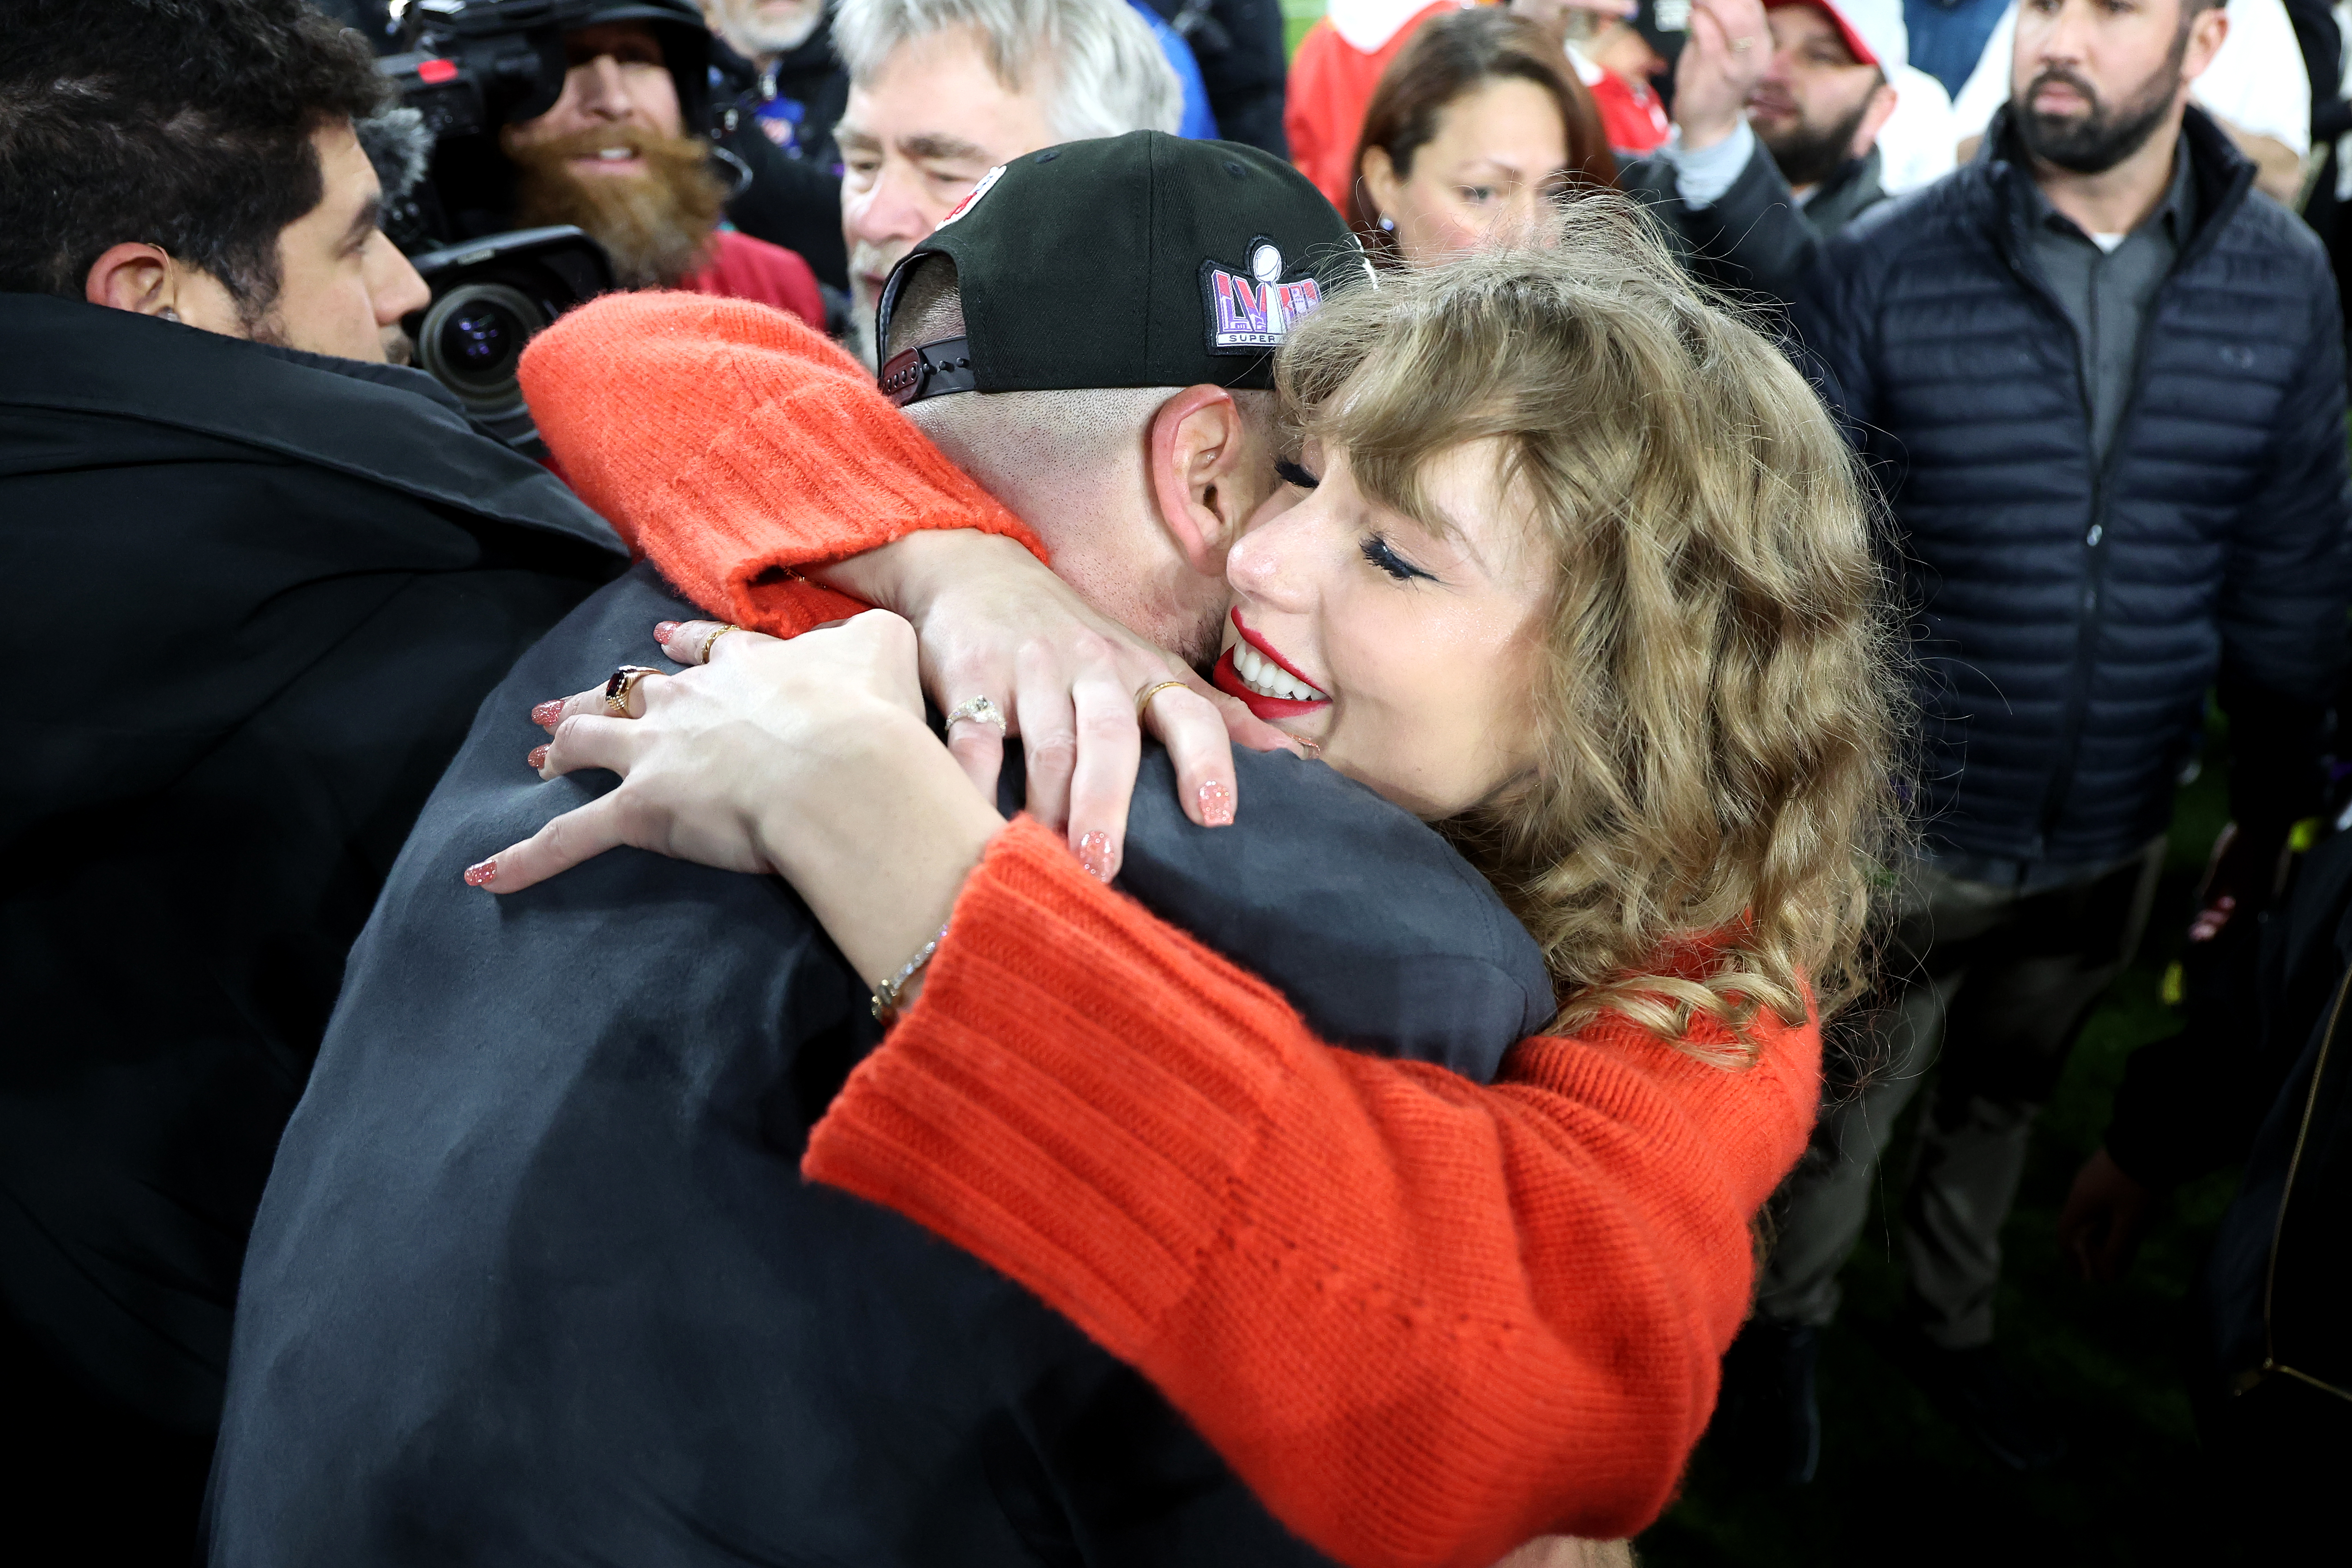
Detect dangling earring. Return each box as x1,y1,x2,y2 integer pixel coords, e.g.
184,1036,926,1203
159,307,182,322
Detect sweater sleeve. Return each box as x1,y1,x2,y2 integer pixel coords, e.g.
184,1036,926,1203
517,290,1046,639
803,818,1821,1568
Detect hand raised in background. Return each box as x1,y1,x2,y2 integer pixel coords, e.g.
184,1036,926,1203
1674,0,1773,153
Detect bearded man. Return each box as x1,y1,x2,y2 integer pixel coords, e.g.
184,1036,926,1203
1713,0,2352,1486
501,0,825,322
1616,0,1906,302
706,0,844,164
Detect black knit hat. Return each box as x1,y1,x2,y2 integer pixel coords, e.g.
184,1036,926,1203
875,131,1364,406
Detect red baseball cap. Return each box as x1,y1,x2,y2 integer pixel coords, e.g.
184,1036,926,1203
1778,0,1903,70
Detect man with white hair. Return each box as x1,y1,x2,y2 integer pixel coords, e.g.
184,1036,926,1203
831,0,1181,364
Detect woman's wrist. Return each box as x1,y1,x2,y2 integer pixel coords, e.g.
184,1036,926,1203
754,704,1006,988
813,529,1036,625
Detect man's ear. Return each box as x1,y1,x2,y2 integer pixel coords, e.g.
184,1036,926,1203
1854,81,1900,162
1149,384,1255,576
84,242,180,315
2183,5,2229,83
1359,145,1401,226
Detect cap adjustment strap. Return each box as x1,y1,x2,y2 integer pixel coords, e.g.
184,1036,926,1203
878,337,978,408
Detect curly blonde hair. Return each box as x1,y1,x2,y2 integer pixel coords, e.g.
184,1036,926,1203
1278,199,1906,1057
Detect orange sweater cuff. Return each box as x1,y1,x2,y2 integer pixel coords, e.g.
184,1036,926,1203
519,290,1046,639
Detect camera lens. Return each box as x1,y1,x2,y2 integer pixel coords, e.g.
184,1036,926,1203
448,306,515,368
416,281,547,413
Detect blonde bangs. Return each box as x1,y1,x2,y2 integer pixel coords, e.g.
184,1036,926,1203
1278,199,1907,1059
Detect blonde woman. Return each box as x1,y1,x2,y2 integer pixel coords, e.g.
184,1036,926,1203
487,206,1900,1562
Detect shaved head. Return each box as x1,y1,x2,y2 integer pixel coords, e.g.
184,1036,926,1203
887,257,1274,662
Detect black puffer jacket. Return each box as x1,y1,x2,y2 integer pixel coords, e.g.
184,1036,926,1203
1621,138,1887,307
1795,107,2352,867
1139,0,1289,156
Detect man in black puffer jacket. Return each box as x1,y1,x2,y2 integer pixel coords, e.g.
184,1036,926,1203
1712,0,2352,1484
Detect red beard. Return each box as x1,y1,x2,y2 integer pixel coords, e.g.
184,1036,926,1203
506,125,729,290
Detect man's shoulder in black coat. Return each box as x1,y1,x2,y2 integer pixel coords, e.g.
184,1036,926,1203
211,560,1551,1565
0,293,624,1431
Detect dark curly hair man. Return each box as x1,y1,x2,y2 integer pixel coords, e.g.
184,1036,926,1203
2,0,423,352
0,5,627,1552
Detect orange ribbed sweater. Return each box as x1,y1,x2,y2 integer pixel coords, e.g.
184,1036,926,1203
520,293,1823,1568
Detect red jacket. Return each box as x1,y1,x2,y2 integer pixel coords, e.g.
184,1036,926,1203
519,292,1824,1567
680,228,825,328
1286,2,1461,211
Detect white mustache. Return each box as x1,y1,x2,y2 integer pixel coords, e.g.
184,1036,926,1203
849,241,911,298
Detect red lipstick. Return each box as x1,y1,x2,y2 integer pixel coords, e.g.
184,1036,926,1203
1211,647,1328,719
1230,609,1322,689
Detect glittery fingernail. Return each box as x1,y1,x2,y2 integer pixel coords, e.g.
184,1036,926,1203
463,858,498,887
1077,831,1116,882
531,699,565,729
654,621,681,643
1197,779,1234,826
527,744,549,770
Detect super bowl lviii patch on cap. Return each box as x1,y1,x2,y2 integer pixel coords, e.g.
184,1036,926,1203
1204,239,1325,354
933,163,1004,229
875,131,1363,401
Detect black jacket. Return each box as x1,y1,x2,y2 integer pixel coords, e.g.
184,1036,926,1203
0,296,624,1432
1794,107,2352,868
712,28,851,290
1140,0,1289,156
1622,139,1887,307
210,562,1551,1564
2106,827,2352,1409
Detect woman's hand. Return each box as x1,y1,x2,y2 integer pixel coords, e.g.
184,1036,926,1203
470,611,1005,989
819,531,1285,860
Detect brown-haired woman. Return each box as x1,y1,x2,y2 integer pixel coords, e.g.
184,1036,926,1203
1350,6,1617,265
485,197,1902,1563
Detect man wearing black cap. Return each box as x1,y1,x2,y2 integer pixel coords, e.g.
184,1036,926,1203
855,135,1369,706
208,133,1551,1564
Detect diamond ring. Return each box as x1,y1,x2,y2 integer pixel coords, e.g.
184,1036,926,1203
945,695,1007,731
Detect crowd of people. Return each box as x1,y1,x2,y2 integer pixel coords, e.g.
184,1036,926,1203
3,0,2347,1562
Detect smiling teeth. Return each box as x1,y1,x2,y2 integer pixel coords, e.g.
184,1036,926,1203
595,147,633,160
1232,639,1327,702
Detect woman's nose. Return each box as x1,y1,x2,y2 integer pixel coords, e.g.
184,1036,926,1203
1225,498,1317,607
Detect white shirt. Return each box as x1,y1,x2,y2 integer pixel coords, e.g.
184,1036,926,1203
1951,0,2311,156
1323,0,1459,52
1877,62,1961,193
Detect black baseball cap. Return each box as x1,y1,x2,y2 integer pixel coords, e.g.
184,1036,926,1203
1632,0,1691,66
874,131,1365,407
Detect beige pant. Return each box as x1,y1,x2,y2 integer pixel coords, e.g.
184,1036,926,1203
1493,1538,1635,1568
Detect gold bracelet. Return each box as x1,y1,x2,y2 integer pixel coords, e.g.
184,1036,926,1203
871,923,951,1025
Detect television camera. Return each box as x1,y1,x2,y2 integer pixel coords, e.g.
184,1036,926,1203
372,0,710,450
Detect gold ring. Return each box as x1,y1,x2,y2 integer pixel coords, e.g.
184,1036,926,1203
1134,679,1190,722
945,695,1007,730
697,623,741,663
1730,35,1753,50
604,664,663,715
